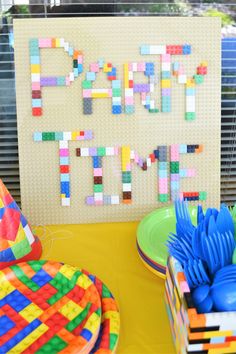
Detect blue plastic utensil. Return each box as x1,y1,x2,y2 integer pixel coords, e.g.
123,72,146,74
183,259,210,289
197,205,204,224
211,280,236,311
192,285,213,313
216,205,234,236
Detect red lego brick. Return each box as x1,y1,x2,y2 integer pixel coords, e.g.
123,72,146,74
60,165,70,174
32,107,42,116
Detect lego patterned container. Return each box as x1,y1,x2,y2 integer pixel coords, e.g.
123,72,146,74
165,257,236,354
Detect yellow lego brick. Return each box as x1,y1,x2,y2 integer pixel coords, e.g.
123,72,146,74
8,323,48,353
102,311,120,333
121,146,131,171
59,300,84,320
91,92,109,98
186,79,195,88
56,38,61,48
72,131,79,140
85,312,100,332
61,194,66,198
103,63,112,73
31,64,40,74
161,79,171,88
59,264,78,280
77,273,92,289
124,63,129,88
201,61,208,67
19,303,43,322
0,199,4,208
0,276,15,300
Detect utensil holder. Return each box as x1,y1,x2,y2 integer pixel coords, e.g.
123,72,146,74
165,256,236,353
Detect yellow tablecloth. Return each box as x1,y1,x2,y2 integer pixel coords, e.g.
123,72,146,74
34,222,175,354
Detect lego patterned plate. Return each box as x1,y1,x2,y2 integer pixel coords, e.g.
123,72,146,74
0,260,101,354
82,269,120,354
137,206,197,274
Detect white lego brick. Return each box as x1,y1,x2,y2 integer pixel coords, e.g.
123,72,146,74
69,72,74,81
125,88,133,97
123,183,131,192
132,63,138,72
150,101,155,109
24,224,35,245
111,195,120,205
92,89,109,94
161,63,171,71
64,42,69,52
80,148,89,156
59,38,65,47
59,140,68,148
147,158,152,167
113,97,121,104
150,83,155,93
106,147,115,156
61,198,70,207
178,75,187,84
63,132,72,141
94,192,103,201
128,71,133,80
150,45,166,54
130,150,135,159
31,74,40,82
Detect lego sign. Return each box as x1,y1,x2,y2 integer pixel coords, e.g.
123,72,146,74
14,17,221,224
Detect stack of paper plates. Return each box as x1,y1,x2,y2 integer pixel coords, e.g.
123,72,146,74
137,206,197,279
0,260,120,354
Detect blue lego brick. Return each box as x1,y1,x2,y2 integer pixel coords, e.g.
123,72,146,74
73,68,79,77
180,169,187,178
29,39,39,48
77,64,83,73
81,328,92,341
162,71,171,79
86,72,96,81
125,105,134,114
68,47,74,56
108,68,116,77
171,181,180,191
33,132,42,142
0,316,15,336
183,44,191,55
112,106,122,114
55,132,64,141
30,56,40,64
179,144,187,154
92,156,102,168
145,62,155,76
31,269,52,287
88,274,96,283
186,88,195,96
159,170,168,178
0,290,31,312
32,99,42,108
112,80,121,89
0,319,41,353
60,174,70,182
159,162,168,170
153,149,159,159
60,157,69,165
8,201,20,212
98,59,104,68
140,45,150,55
61,182,70,197
0,207,5,219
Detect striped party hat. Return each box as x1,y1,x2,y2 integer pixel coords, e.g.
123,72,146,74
0,179,42,269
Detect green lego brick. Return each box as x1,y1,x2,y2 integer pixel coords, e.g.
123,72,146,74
122,171,131,183
11,238,31,259
66,303,91,331
94,184,103,192
158,194,169,202
110,333,119,350
194,74,204,84
199,191,207,201
42,132,55,141
112,88,121,97
82,80,92,89
170,162,179,173
185,112,196,121
149,108,159,113
11,265,40,292
97,147,106,156
36,335,67,353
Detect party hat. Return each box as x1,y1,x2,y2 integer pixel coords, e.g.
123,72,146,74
0,179,42,269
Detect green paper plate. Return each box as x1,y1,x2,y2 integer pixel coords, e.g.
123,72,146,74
137,206,197,268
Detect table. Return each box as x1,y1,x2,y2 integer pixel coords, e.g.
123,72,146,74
34,222,175,354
